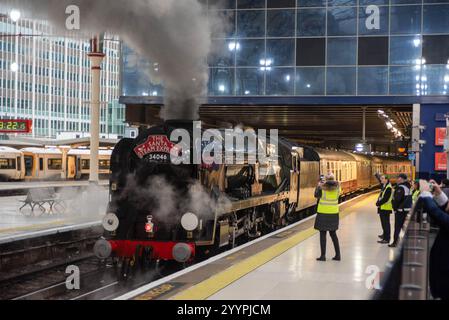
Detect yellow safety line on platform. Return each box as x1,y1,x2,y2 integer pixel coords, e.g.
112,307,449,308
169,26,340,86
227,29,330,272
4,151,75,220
171,194,376,300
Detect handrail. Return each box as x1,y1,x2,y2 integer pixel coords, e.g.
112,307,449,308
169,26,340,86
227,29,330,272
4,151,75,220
373,203,431,300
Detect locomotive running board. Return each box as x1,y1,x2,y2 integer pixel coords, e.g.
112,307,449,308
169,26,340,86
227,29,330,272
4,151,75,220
195,191,290,246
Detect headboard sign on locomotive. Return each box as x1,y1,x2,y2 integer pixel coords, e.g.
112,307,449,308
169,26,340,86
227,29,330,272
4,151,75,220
0,119,32,134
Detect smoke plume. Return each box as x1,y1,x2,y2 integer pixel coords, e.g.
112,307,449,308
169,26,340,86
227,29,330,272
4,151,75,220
6,0,225,120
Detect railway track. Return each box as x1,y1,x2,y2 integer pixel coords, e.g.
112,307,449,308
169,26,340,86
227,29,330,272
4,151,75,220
2,256,182,300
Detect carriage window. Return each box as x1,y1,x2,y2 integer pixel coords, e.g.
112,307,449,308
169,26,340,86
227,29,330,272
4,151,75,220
39,158,44,171
48,159,62,170
81,159,90,170
99,160,110,170
0,158,16,170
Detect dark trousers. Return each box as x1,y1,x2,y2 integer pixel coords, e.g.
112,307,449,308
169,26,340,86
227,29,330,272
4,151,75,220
393,211,407,243
379,212,391,241
319,231,340,258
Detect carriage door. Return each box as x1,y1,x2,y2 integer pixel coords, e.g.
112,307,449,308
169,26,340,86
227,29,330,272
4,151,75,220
67,156,76,179
289,152,300,204
24,156,34,177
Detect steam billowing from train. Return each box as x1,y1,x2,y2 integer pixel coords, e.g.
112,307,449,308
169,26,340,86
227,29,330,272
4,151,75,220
7,0,224,120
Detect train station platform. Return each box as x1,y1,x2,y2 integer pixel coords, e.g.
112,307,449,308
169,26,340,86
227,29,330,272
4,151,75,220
0,180,108,192
0,185,108,244
118,191,397,300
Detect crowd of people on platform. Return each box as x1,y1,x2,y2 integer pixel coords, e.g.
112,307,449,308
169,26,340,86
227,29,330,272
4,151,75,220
313,171,449,300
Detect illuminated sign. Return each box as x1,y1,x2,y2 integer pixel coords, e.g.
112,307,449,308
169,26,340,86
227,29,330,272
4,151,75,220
0,119,32,133
435,152,447,171
435,128,447,146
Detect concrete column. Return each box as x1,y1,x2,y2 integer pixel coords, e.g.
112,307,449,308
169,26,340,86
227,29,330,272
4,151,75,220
87,38,105,184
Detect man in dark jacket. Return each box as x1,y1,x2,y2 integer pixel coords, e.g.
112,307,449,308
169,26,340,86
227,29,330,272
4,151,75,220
376,175,393,244
417,180,449,300
390,173,412,247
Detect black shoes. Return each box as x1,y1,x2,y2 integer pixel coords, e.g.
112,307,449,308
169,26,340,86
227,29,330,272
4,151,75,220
332,256,341,261
378,234,384,239
388,242,398,248
316,256,326,261
377,239,389,244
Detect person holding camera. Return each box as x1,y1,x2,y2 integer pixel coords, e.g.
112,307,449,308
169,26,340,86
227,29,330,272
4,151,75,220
417,180,449,300
390,173,413,248
376,174,393,244
314,173,341,262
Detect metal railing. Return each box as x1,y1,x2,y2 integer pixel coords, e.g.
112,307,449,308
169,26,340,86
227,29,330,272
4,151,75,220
374,205,431,300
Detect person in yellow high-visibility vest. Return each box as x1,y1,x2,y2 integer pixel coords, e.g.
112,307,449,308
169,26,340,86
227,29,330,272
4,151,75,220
412,180,420,204
314,173,341,261
376,175,393,244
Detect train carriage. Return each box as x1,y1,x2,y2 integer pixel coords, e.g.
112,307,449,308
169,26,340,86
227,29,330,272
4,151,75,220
21,147,63,180
0,147,25,181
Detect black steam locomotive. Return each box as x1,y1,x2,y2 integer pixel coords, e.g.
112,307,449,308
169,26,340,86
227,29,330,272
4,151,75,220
93,120,413,275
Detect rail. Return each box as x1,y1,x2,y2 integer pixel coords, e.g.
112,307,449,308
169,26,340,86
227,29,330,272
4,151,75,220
373,204,431,300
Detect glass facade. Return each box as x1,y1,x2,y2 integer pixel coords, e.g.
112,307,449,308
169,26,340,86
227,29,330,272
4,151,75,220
0,13,125,139
124,0,449,98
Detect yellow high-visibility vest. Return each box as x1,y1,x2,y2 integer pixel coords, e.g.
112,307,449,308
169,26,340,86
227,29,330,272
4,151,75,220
317,187,340,214
412,190,420,203
380,183,393,211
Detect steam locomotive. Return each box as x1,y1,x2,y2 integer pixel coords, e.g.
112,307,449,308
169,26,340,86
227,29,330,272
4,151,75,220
93,120,413,276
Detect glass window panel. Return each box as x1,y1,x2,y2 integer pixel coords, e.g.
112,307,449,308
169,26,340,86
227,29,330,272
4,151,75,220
266,39,295,66
327,7,357,36
209,40,235,67
389,66,421,95
358,37,389,65
360,0,388,4
236,68,265,95
209,68,235,96
391,0,421,4
327,0,357,6
327,67,356,95
423,35,449,65
238,0,265,9
390,36,422,65
327,37,356,65
423,4,449,34
298,8,326,36
266,68,295,95
391,5,422,35
357,67,388,95
297,38,326,66
297,0,326,6
296,67,325,95
237,10,266,38
267,10,295,37
208,0,236,9
359,5,389,35
421,65,449,96
267,0,296,8
236,39,265,66
211,10,235,38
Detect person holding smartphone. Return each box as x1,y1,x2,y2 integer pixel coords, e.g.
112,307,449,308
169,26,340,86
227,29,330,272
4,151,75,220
314,173,341,262
417,180,449,300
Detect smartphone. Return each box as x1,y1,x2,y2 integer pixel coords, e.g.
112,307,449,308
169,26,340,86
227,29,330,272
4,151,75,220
320,175,325,182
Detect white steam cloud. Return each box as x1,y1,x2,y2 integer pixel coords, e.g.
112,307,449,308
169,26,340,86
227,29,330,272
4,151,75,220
6,0,226,120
